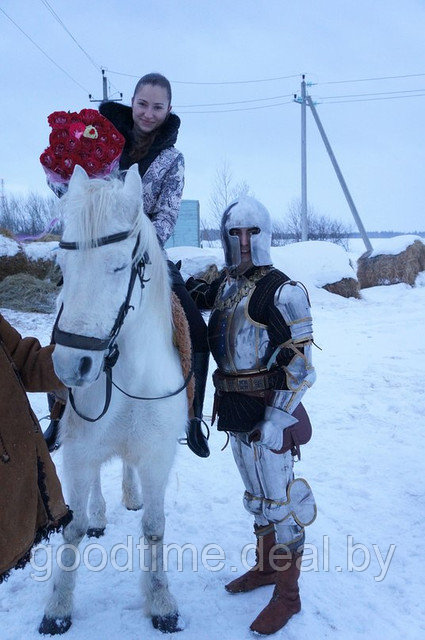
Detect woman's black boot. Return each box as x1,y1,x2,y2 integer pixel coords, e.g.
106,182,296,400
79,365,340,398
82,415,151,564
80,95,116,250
186,352,210,458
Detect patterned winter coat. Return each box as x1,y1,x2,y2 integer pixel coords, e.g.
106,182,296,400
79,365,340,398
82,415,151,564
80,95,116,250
99,102,185,246
0,314,71,582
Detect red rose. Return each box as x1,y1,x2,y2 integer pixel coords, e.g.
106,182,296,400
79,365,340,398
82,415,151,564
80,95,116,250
40,150,54,168
48,111,71,128
94,144,106,160
53,142,65,157
66,137,80,152
49,129,69,147
79,136,94,151
79,109,100,125
84,158,102,173
63,156,76,172
110,131,123,144
69,112,82,123
107,145,120,160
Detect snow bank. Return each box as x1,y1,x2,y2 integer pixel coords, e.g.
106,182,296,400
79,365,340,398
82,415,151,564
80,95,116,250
23,241,59,262
0,234,20,257
1,277,424,640
168,241,356,290
167,246,225,281
271,241,356,288
368,234,423,258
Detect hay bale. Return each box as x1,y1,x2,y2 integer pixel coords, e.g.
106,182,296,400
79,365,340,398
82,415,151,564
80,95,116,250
0,227,14,239
36,233,61,242
357,239,425,289
0,239,61,284
22,256,61,283
323,277,361,299
0,273,59,313
195,263,222,283
0,252,30,282
0,251,61,283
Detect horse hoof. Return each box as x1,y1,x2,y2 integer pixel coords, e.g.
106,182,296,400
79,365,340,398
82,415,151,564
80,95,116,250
152,612,183,633
126,503,143,511
87,527,105,538
39,615,72,635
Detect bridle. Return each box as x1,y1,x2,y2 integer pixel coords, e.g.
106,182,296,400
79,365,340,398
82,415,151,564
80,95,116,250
53,230,192,422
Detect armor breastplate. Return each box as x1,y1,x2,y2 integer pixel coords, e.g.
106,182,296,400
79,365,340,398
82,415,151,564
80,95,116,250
208,270,272,374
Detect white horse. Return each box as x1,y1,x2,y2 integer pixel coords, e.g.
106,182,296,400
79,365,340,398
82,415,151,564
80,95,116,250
39,165,188,635
86,461,143,538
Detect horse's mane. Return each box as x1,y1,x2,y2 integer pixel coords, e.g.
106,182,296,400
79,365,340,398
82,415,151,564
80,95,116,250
60,176,173,334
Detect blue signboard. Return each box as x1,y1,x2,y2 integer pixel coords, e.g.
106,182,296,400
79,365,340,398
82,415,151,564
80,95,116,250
164,200,200,248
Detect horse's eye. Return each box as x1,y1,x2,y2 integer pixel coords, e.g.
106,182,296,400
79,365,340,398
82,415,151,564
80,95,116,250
113,264,127,273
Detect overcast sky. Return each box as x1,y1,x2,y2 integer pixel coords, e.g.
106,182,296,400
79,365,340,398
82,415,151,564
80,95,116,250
1,0,425,232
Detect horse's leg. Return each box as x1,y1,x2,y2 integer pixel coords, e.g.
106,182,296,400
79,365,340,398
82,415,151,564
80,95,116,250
122,461,143,511
39,455,94,635
87,466,107,538
138,454,182,633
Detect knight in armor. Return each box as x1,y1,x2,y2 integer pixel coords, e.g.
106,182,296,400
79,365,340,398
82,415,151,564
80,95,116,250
186,196,317,635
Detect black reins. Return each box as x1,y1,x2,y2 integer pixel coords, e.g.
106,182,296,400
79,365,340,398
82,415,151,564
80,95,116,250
53,231,192,422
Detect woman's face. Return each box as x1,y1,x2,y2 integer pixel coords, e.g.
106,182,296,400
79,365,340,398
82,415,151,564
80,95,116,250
132,84,171,133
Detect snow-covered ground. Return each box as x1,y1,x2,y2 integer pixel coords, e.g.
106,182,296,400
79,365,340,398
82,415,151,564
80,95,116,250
1,241,425,640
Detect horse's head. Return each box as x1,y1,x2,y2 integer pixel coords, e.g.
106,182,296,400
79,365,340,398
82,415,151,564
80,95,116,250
52,164,166,388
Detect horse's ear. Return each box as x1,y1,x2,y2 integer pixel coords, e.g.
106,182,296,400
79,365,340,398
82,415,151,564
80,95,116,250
68,165,89,193
123,164,142,202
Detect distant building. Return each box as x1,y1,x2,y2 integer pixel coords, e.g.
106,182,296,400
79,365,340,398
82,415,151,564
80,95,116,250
164,200,200,248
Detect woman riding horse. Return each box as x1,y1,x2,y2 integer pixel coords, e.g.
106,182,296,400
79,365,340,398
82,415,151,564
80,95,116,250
44,73,210,458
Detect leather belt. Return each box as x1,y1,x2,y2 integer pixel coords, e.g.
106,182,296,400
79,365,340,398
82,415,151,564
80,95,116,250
213,369,278,393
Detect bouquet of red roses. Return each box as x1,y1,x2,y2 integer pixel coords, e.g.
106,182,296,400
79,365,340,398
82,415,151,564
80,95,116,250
40,108,125,184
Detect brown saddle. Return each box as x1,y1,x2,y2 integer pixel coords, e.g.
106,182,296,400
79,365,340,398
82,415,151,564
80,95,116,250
171,292,195,410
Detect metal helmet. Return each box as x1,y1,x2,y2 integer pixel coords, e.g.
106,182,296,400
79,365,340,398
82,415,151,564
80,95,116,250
220,196,272,268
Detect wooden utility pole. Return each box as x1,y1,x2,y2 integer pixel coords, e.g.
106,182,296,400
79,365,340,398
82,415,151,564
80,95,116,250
89,69,122,104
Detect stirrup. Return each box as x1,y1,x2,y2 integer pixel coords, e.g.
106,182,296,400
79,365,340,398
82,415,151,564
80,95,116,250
179,418,210,458
43,419,61,452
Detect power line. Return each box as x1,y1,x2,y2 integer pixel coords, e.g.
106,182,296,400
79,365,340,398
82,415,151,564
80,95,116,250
178,100,293,114
106,68,301,85
38,0,124,99
180,92,425,112
1,13,424,111
0,7,90,94
317,72,425,86
39,0,100,72
175,93,294,108
178,88,425,112
319,87,425,100
179,89,425,113
317,93,425,104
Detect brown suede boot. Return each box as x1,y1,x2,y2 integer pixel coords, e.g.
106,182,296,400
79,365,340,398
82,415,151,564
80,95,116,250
225,524,276,594
249,550,302,635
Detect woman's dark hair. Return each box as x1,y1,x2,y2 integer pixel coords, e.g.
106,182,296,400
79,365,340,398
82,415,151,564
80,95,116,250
132,73,172,104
